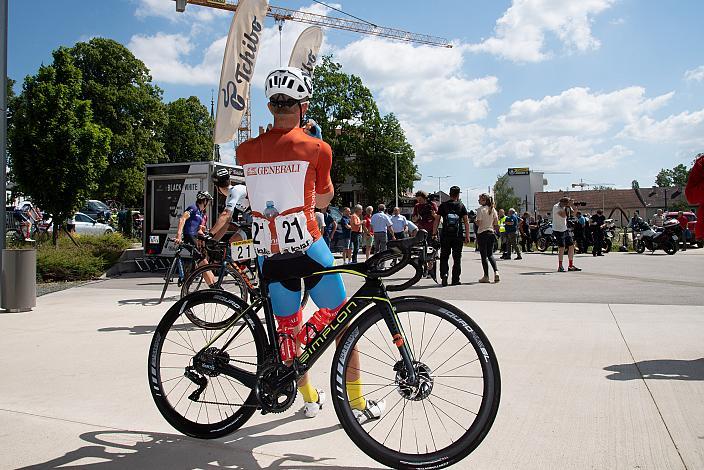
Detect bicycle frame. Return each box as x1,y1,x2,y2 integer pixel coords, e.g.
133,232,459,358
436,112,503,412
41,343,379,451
196,263,418,392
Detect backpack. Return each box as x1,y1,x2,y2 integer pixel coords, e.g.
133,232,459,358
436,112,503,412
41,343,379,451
442,202,464,238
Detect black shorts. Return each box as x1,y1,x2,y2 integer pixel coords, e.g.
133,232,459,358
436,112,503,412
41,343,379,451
553,230,573,247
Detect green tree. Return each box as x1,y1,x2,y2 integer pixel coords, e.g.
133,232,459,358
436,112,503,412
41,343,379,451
493,174,521,212
308,56,416,205
655,168,672,187
655,163,690,187
307,56,381,189
9,48,111,244
357,113,417,205
68,38,166,206
164,96,214,162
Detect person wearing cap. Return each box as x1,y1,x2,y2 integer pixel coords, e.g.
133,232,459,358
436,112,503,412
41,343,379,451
553,197,582,271
434,186,470,286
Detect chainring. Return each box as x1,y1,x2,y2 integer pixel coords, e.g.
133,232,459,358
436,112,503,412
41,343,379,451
255,363,297,414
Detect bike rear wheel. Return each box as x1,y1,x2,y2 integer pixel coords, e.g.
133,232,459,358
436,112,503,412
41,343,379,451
331,297,500,469
148,290,266,439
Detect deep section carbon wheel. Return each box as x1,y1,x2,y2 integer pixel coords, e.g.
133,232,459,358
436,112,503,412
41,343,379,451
330,297,500,469
148,290,266,439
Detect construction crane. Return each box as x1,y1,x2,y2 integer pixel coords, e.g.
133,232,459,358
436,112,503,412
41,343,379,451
176,0,452,151
176,0,452,48
571,179,615,189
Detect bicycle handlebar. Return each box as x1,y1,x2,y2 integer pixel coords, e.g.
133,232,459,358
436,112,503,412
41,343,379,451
363,230,429,279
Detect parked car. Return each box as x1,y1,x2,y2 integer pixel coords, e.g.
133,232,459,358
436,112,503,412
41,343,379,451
71,212,114,235
664,211,703,247
81,199,112,223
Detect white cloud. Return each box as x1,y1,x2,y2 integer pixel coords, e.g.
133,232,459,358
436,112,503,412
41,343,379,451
492,86,673,139
684,65,704,82
619,109,704,146
466,0,616,62
128,32,225,85
134,0,227,23
337,37,499,122
129,3,333,88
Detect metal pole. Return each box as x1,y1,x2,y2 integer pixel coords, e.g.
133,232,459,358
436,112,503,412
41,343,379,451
394,153,398,209
0,0,8,276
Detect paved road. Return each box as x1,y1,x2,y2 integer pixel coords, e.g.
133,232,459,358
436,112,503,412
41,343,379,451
0,250,702,469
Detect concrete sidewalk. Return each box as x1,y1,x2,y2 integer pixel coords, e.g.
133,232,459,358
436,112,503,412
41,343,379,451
1,276,703,469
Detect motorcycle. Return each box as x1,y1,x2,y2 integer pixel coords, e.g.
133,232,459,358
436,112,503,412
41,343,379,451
634,219,679,255
536,221,557,252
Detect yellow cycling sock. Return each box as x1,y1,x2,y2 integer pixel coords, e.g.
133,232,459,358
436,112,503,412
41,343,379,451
346,378,366,410
298,381,319,404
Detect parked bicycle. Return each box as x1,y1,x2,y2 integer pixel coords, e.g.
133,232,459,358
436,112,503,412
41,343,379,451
158,238,201,304
148,230,500,469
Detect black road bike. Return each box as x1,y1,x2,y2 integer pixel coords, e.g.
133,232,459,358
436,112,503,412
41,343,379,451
148,231,500,469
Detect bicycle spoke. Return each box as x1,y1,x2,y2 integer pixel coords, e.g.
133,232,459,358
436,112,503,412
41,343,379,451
418,315,442,361
356,348,395,367
431,393,478,416
431,342,470,376
421,400,437,453
374,322,397,361
433,358,479,377
434,381,483,398
361,334,396,363
428,397,468,432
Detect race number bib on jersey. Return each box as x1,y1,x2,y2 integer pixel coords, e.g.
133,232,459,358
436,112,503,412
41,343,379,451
251,216,274,256
275,211,314,254
231,239,254,261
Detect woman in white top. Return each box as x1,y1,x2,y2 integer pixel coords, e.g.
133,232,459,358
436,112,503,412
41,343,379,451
476,193,500,283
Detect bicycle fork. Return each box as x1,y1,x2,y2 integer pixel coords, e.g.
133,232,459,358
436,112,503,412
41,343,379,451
373,291,418,384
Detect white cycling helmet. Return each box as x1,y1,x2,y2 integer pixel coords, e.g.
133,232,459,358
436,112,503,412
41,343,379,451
265,67,313,103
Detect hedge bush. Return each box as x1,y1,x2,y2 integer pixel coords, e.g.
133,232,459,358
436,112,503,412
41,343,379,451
36,233,132,282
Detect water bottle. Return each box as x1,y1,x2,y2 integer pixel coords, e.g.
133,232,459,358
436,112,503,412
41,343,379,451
263,201,279,220
297,308,338,346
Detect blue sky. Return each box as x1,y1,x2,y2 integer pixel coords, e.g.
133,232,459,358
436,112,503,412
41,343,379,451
8,1,704,204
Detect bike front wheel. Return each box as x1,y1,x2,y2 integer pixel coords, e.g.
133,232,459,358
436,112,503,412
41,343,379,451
330,297,500,469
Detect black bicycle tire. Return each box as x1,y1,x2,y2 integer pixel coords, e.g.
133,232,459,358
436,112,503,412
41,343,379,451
537,237,548,252
181,264,249,329
386,259,423,292
148,290,266,439
330,296,501,469
159,258,178,304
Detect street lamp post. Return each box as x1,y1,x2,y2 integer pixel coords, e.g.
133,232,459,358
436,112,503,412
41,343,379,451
1,0,7,274
428,175,451,197
389,151,402,209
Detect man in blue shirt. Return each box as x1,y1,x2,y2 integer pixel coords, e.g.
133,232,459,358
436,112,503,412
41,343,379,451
370,204,395,253
322,206,337,249
504,208,522,260
390,207,408,239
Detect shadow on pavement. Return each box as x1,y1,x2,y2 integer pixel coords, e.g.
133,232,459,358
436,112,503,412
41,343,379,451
519,271,553,276
604,358,704,381
118,297,176,306
17,412,375,470
98,322,198,335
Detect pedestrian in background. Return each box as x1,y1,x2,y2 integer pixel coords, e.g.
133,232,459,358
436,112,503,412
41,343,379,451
340,207,353,264
676,210,690,251
497,209,507,259
434,186,470,286
574,211,587,254
371,204,395,254
350,205,363,263
652,208,665,228
685,153,704,241
412,190,439,239
590,209,606,256
390,207,408,239
504,208,522,260
520,212,532,252
476,193,500,283
322,206,337,249
553,197,581,271
362,205,374,260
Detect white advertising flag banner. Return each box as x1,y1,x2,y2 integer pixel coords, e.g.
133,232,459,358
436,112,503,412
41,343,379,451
214,0,269,144
288,26,323,75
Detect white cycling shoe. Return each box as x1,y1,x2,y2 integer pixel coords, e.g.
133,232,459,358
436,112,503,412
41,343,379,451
303,389,326,418
352,399,386,424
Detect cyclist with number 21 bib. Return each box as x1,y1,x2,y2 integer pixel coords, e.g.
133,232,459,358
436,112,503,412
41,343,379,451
209,169,250,243
236,67,385,422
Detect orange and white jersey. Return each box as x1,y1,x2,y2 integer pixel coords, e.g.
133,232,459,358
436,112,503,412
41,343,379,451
236,127,333,256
